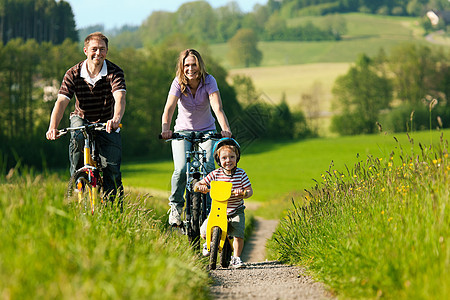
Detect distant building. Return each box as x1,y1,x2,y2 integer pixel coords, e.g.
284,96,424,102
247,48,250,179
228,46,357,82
426,10,450,26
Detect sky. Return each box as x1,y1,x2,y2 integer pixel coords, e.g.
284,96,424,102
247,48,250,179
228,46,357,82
64,0,268,30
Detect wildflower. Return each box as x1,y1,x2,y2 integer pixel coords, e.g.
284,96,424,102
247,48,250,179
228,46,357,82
381,188,385,192
388,217,393,222
381,210,385,215
433,159,438,164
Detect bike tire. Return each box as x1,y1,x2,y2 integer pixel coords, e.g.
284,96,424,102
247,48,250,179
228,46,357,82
220,237,233,268
66,169,96,215
210,226,221,270
189,179,202,249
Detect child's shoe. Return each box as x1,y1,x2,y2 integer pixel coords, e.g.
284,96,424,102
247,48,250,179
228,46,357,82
230,256,244,269
202,242,210,256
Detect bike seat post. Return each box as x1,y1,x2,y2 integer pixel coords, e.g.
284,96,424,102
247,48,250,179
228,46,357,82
83,130,91,166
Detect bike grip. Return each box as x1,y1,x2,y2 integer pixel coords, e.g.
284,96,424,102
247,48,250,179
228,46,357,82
194,185,210,193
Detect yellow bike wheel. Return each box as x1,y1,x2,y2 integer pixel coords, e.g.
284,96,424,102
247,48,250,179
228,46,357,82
67,169,97,215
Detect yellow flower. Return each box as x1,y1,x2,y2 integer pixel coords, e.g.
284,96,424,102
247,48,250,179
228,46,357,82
433,159,438,164
381,188,385,192
381,210,385,215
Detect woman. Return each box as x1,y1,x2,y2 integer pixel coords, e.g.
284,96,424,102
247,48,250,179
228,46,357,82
161,49,232,226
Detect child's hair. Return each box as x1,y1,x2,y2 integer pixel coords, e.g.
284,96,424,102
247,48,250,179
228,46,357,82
217,145,239,158
213,138,241,167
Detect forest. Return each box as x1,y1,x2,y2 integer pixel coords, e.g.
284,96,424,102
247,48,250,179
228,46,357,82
0,0,78,44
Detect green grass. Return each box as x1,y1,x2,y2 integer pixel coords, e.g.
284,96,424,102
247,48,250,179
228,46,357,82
3,129,449,298
0,174,211,299
124,130,449,203
269,132,449,299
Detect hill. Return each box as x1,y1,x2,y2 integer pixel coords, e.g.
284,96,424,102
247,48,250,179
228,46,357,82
208,13,447,135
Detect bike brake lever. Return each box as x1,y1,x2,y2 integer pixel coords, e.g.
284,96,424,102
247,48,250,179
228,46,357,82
56,129,68,138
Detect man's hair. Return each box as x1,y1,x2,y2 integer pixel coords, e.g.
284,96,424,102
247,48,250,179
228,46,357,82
176,49,207,96
84,32,109,48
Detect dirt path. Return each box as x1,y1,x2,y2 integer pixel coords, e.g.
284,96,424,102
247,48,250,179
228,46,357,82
209,217,334,299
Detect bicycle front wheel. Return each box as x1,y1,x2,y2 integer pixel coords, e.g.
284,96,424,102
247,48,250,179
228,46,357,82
209,226,222,270
67,169,97,215
189,179,202,249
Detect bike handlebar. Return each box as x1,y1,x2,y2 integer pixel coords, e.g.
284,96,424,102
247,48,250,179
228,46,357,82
159,132,223,142
194,185,248,197
57,123,122,138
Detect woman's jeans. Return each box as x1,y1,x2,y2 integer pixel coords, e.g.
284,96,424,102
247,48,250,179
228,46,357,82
169,131,216,212
69,116,123,202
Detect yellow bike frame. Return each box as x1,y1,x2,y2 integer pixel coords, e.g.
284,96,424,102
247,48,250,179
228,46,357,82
206,181,233,252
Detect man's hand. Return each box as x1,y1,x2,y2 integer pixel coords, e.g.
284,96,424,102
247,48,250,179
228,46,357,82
106,119,120,133
46,128,59,140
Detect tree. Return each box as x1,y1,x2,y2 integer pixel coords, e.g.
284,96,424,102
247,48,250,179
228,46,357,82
175,1,217,42
215,2,243,42
331,54,393,135
0,0,78,44
389,43,444,106
228,29,262,67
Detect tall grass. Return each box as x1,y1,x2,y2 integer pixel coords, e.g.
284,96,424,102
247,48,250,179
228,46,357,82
270,133,449,298
0,174,210,299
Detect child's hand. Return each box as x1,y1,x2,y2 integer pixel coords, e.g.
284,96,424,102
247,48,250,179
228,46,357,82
194,182,209,194
232,189,247,198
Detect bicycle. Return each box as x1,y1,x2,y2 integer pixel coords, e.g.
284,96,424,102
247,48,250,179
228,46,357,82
57,123,116,215
160,131,222,248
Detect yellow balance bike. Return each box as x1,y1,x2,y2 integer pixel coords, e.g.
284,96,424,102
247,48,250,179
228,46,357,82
204,181,234,270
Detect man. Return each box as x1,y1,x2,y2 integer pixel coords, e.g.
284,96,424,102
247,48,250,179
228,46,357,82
46,32,126,204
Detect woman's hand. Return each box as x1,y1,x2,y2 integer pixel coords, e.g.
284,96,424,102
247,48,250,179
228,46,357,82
161,130,173,140
221,130,232,138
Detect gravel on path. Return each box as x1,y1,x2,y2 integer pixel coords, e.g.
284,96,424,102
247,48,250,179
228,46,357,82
209,217,334,299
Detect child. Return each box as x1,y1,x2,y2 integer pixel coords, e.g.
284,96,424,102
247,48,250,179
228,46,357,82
195,138,253,269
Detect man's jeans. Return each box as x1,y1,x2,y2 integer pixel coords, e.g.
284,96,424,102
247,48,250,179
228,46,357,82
169,131,215,211
69,116,123,201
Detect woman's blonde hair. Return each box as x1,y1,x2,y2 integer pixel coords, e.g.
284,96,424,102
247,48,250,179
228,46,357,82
176,49,207,96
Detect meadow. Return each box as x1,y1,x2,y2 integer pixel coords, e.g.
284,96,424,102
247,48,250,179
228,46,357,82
269,131,449,299
0,174,211,299
1,129,448,298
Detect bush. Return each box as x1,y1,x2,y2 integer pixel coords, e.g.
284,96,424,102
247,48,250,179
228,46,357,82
331,112,376,135
380,103,450,133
